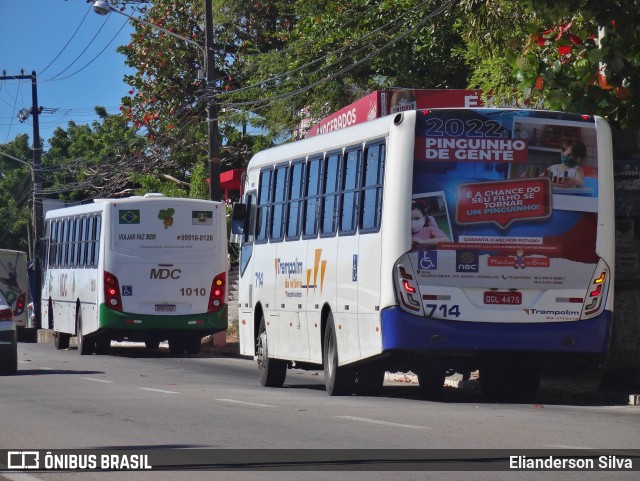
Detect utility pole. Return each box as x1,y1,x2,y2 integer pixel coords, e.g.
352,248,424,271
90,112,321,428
204,0,221,202
0,70,43,328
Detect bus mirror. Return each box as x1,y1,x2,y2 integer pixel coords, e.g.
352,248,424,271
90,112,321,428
231,203,246,235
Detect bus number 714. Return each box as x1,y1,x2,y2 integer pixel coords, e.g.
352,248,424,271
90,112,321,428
425,304,461,318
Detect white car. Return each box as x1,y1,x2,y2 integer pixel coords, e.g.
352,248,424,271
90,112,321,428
0,290,18,375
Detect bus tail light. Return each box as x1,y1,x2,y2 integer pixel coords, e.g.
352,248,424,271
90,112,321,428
14,293,26,316
208,272,226,313
394,257,424,316
0,307,12,320
104,271,123,312
583,262,610,318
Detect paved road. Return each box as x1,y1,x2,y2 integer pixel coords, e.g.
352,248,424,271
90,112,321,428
0,342,638,481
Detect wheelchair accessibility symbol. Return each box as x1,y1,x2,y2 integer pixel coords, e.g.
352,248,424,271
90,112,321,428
418,249,437,270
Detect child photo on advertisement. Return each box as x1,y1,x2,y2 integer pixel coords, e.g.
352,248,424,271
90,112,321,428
539,139,587,187
411,199,450,250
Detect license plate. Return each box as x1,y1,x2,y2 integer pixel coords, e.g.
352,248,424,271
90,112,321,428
155,304,176,312
483,292,522,305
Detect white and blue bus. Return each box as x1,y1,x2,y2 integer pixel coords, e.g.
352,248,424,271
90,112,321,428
232,108,615,399
42,194,228,355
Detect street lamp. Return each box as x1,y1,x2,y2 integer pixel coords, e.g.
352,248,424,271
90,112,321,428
92,0,221,201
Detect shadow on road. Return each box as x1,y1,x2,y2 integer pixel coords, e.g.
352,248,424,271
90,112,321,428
15,369,105,376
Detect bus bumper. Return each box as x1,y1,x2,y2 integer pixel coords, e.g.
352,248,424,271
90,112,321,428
98,304,228,332
380,306,612,353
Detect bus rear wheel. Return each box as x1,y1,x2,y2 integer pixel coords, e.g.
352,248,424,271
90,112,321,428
354,367,385,396
169,337,186,355
0,348,17,376
185,336,202,354
480,353,541,401
323,313,354,396
257,315,286,387
76,311,93,356
54,331,70,350
416,368,446,397
94,336,111,355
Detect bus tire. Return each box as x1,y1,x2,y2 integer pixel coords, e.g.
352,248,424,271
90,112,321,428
169,336,186,355
355,368,385,396
185,336,202,354
94,336,111,355
54,331,70,350
0,348,17,376
145,339,160,350
76,311,93,356
257,315,286,387
417,369,446,397
480,353,541,401
323,313,354,396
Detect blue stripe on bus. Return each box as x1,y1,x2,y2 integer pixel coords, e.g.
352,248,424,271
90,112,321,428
380,306,612,353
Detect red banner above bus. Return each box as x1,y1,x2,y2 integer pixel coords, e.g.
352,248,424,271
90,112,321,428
305,89,484,137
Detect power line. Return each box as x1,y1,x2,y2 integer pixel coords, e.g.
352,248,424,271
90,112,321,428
44,14,110,82
38,5,92,76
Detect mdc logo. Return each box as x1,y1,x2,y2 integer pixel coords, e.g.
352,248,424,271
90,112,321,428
456,250,479,273
150,267,182,280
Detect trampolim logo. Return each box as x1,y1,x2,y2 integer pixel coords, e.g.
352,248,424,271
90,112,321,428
274,248,327,294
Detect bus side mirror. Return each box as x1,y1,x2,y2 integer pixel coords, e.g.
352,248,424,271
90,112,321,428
230,203,246,236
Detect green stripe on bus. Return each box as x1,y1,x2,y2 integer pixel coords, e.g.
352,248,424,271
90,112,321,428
98,304,227,331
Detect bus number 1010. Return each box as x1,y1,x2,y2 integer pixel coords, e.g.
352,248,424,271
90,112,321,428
179,287,207,296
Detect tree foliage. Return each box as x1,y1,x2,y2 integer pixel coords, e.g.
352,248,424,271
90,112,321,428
461,0,640,130
0,135,34,251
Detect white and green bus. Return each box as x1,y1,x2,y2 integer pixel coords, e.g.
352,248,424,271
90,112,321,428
42,194,228,355
232,108,615,399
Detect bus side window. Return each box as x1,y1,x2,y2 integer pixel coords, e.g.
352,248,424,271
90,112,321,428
73,217,81,267
60,219,69,268
340,149,361,234
361,143,385,232
270,164,288,242
255,169,272,243
79,216,87,267
321,152,341,236
286,161,305,240
303,157,321,238
48,221,56,268
93,215,102,267
53,220,61,268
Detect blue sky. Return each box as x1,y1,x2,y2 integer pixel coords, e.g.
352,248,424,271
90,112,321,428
0,0,136,150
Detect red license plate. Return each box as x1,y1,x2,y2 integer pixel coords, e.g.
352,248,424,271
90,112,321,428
483,292,522,305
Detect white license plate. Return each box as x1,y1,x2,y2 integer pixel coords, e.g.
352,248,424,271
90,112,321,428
483,292,522,305
155,304,176,312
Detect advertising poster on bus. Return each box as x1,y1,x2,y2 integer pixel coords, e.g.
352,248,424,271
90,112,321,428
410,109,600,292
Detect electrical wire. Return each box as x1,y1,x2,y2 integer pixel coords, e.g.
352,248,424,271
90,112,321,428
44,14,110,82
38,5,92,76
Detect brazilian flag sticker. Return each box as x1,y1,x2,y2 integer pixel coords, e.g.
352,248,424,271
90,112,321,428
119,209,140,224
192,210,213,225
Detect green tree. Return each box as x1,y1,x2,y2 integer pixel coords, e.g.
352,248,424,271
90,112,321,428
228,0,470,137
0,135,34,251
460,0,640,130
44,107,147,200
114,0,286,179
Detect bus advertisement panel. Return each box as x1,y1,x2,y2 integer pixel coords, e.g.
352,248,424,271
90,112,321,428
407,109,611,328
